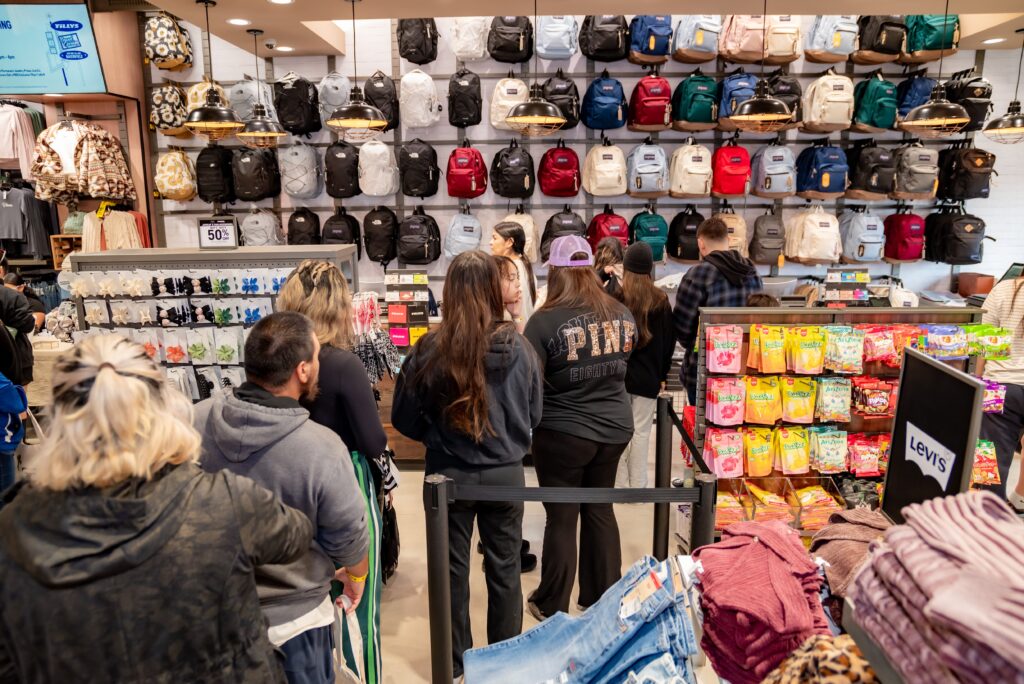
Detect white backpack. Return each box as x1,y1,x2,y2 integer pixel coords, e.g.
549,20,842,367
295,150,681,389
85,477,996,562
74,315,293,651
228,77,277,122
582,143,627,196
490,77,529,130
719,15,767,62
279,143,323,200
669,142,713,198
358,141,400,196
317,71,352,127
839,210,885,262
503,211,539,263
399,69,441,128
713,211,749,257
452,17,490,62
241,210,284,246
785,205,841,262
801,73,854,132
763,16,801,64
154,150,196,201
536,16,579,59
445,212,483,258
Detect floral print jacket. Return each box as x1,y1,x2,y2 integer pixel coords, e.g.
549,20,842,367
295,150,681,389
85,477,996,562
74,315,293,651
30,120,137,206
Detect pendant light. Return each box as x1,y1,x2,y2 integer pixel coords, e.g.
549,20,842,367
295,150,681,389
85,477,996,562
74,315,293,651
236,29,288,148
731,5,792,133
505,0,566,136
184,0,244,140
899,0,970,138
983,28,1024,144
325,0,388,142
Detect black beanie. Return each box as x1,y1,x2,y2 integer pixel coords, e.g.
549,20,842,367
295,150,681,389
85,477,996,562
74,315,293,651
623,242,654,275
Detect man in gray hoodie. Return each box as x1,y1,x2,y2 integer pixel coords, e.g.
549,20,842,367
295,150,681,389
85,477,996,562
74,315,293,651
194,311,369,684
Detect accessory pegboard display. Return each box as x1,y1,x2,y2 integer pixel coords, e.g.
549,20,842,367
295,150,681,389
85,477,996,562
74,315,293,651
66,245,359,401
144,15,996,290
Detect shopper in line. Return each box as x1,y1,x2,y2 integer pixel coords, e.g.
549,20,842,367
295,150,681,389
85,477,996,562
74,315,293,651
980,275,1024,507
194,312,369,684
0,335,313,682
616,243,677,489
277,260,389,684
490,222,537,321
392,251,542,679
0,267,35,388
594,237,625,300
495,255,527,333
3,273,46,331
673,218,763,404
524,236,637,619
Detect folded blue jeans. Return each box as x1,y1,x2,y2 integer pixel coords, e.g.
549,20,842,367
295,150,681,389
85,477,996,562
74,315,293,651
626,653,688,684
464,556,692,683
589,600,697,684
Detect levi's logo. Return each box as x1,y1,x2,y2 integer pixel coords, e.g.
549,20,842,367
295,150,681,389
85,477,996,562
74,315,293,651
906,421,955,489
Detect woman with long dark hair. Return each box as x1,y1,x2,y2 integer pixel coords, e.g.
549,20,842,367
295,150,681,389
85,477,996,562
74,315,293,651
490,222,537,320
392,251,542,679
524,236,637,620
616,243,676,488
593,237,625,300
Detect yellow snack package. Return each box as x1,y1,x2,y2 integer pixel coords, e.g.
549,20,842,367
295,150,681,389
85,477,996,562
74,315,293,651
745,375,782,425
743,427,775,477
747,324,763,372
781,376,817,424
786,327,826,374
774,427,810,474
759,326,787,374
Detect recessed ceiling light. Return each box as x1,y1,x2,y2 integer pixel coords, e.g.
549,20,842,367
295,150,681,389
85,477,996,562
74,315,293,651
276,46,294,52
43,94,61,97
983,38,1006,45
268,0,293,4
227,18,250,26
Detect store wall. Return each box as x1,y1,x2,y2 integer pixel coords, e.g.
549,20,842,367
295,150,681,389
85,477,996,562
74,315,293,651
149,17,1024,294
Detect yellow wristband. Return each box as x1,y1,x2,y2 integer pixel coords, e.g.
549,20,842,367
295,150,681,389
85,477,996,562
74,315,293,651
346,571,368,583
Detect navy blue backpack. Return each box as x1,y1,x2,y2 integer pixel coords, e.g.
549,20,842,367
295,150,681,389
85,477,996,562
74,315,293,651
796,143,849,197
896,73,937,118
627,15,673,65
718,71,759,119
581,72,627,130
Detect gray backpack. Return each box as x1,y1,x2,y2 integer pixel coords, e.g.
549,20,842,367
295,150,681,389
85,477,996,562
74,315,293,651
749,211,786,264
279,143,323,200
317,72,352,127
444,212,483,258
228,77,277,122
241,210,283,246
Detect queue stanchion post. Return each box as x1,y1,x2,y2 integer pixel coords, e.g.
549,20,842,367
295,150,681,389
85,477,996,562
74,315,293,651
691,473,718,550
652,394,674,560
423,474,454,684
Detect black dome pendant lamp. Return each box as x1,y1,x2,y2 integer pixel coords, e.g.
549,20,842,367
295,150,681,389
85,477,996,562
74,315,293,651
900,0,970,138
325,0,388,142
731,2,792,133
505,0,567,136
236,28,288,148
983,28,1024,144
184,0,244,140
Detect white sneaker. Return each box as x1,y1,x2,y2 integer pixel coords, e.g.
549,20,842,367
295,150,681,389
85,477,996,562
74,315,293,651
1008,490,1024,513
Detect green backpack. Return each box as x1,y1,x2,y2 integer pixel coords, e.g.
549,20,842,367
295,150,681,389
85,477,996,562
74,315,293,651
853,75,897,131
629,210,669,260
906,15,959,53
671,72,718,127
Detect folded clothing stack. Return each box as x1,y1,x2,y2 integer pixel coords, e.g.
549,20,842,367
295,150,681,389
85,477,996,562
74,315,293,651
762,634,877,684
810,508,891,598
693,521,831,684
849,490,1024,684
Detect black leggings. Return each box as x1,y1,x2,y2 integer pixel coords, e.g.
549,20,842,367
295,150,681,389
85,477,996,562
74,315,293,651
530,428,629,616
980,382,1024,498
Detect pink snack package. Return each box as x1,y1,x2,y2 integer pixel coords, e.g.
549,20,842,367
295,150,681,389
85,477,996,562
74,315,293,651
707,377,746,426
706,325,744,374
704,428,744,478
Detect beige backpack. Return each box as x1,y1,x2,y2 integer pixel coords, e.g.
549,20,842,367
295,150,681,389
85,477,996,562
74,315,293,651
155,150,197,201
187,77,228,113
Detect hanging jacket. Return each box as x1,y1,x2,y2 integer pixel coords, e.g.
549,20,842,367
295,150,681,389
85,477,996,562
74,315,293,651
30,120,136,206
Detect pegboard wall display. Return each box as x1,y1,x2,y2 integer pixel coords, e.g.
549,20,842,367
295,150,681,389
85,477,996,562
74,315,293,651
143,15,1023,294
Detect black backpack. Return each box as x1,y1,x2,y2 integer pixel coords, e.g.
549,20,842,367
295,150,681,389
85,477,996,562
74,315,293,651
448,68,482,128
398,207,441,265
946,71,993,132
364,206,399,266
490,139,535,199
667,206,705,261
396,19,438,65
846,141,896,199
232,148,280,201
487,16,533,63
287,207,321,245
579,15,629,61
857,16,906,55
273,73,322,136
766,71,802,122
322,207,362,259
364,71,400,132
196,144,235,204
541,207,586,261
542,69,581,129
938,146,996,201
325,140,361,198
925,205,989,265
398,139,440,198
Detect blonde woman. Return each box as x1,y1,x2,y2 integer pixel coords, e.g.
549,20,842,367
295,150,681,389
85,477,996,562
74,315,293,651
0,335,311,682
277,259,388,684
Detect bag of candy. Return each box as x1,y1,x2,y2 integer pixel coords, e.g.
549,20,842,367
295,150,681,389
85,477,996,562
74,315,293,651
704,428,744,478
747,324,763,371
706,325,744,373
977,327,1013,361
774,426,810,475
919,324,968,360
885,324,925,368
786,326,826,374
707,377,746,426
810,428,848,474
745,375,782,425
746,482,793,523
984,381,1006,414
759,326,787,373
781,376,817,424
852,376,898,416
824,327,865,374
859,325,898,364
816,377,852,422
743,427,775,477
848,434,881,477
971,439,1001,487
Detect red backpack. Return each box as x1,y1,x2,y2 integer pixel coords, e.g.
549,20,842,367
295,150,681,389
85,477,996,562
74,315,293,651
711,141,750,197
446,145,487,198
538,140,581,197
587,206,629,251
883,209,925,260
627,74,672,132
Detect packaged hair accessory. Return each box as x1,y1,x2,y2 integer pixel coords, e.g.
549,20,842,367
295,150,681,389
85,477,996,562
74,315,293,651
745,375,782,425
213,327,244,365
707,377,746,426
774,427,810,475
816,377,852,422
703,428,744,478
706,325,744,374
163,329,190,364
743,427,775,477
781,377,817,424
186,328,215,364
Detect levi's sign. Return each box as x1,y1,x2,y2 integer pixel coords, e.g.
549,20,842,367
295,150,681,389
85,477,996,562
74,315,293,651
905,421,955,490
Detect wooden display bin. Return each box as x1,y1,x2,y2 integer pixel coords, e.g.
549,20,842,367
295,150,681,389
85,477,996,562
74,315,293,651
49,234,82,269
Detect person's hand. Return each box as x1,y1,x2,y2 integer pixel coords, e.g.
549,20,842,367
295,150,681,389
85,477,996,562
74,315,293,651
335,567,366,614
505,293,523,320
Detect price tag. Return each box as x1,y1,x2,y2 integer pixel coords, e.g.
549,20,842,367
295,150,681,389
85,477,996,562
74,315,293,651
197,215,239,250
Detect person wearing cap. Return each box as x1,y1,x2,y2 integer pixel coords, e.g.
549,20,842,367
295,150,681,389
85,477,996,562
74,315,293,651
673,218,763,404
616,243,677,489
523,236,638,620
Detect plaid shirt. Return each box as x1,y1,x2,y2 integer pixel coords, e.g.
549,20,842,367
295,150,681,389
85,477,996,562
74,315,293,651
673,258,763,399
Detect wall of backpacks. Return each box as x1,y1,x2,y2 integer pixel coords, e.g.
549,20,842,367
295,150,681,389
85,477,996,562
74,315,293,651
146,13,1016,287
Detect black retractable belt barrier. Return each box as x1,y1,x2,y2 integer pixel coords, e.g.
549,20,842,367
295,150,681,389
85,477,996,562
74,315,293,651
422,394,718,683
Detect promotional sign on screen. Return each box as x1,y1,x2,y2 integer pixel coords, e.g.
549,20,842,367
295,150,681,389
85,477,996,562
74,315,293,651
0,3,106,94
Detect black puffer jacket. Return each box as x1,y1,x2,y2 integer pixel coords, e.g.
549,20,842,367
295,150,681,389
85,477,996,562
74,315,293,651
0,462,312,683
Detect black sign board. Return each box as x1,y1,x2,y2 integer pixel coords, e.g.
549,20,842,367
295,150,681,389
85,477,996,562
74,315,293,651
882,348,984,523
